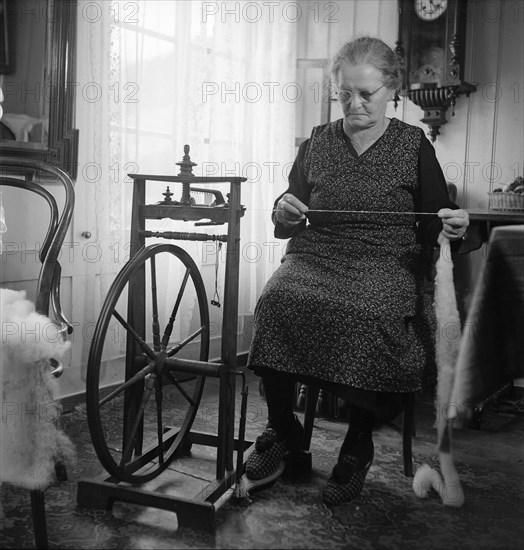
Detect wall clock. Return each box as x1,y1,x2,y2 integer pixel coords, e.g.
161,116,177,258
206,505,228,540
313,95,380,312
396,0,476,141
415,0,448,21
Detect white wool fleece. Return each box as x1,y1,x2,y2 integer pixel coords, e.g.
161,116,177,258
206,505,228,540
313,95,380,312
1,289,75,489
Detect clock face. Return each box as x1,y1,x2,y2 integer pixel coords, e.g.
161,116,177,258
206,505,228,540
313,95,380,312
415,0,448,21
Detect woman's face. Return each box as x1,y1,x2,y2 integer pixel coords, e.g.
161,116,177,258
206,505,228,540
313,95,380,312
336,63,394,132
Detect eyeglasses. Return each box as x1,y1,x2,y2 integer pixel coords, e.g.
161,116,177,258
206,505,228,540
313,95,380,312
337,84,385,104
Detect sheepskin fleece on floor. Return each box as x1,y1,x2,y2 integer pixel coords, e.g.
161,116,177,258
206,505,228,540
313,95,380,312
1,288,75,489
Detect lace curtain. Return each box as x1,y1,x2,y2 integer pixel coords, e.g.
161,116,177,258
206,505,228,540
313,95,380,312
76,1,297,356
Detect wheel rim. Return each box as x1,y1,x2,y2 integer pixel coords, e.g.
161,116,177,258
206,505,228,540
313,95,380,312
86,244,210,483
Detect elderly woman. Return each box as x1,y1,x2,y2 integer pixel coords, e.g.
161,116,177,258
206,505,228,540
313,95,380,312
245,36,469,505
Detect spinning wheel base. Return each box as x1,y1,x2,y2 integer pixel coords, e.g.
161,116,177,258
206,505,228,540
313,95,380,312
77,430,254,533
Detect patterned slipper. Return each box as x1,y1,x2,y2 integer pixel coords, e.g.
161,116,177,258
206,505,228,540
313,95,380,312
245,416,304,491
245,428,288,481
322,442,374,505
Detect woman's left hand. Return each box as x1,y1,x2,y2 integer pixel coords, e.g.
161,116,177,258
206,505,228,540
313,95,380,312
437,208,469,241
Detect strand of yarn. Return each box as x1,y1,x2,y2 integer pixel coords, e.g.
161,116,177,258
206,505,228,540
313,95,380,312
305,209,438,215
258,208,439,216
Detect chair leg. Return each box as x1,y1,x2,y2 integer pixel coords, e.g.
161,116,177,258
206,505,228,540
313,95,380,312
402,394,416,477
316,389,324,415
30,489,48,549
284,385,318,477
297,383,307,410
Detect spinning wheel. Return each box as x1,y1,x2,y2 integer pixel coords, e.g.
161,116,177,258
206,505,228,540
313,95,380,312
78,146,250,531
86,243,209,483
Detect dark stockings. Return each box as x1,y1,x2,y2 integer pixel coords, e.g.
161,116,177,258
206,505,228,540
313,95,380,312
340,404,375,464
261,373,296,439
262,372,376,465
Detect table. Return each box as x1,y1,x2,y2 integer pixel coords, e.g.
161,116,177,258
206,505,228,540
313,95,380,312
461,209,524,252
450,224,524,418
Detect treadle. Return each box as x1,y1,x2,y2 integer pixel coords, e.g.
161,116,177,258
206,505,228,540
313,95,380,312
77,477,219,532
283,450,313,479
77,430,253,533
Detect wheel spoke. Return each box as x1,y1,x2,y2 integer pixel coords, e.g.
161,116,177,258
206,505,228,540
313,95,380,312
161,268,191,350
150,255,161,352
166,326,204,357
119,374,156,468
98,360,156,408
113,309,155,359
155,377,164,466
164,370,197,407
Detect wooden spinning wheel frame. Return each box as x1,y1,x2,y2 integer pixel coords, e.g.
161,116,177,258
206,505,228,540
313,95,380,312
77,146,251,531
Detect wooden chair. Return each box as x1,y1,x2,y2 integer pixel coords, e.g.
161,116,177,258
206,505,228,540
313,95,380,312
0,157,75,549
293,386,415,478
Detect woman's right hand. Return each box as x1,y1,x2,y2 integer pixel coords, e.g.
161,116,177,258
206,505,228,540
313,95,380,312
275,193,309,227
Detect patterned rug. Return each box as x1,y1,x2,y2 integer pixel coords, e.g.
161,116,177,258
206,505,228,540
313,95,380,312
1,374,523,550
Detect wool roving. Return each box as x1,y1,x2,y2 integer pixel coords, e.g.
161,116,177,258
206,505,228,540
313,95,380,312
413,236,465,508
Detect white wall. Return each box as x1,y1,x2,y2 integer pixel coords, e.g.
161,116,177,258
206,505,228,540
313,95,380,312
297,0,523,196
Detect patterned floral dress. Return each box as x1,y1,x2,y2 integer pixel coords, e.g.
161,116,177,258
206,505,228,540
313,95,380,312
247,118,458,395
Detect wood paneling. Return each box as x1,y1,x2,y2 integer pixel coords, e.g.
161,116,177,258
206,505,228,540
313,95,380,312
296,0,523,307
